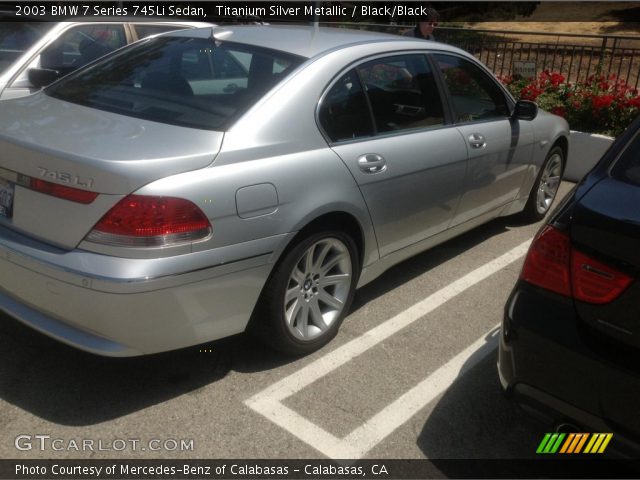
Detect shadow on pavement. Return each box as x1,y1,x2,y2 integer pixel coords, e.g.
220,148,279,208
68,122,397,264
0,315,292,425
417,329,548,462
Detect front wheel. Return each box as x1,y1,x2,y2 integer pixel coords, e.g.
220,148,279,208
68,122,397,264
522,146,564,222
256,231,359,355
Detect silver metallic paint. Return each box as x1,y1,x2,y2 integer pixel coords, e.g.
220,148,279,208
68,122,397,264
0,26,570,355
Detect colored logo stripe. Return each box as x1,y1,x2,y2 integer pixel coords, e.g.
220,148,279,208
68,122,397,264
584,433,613,453
560,433,589,453
536,433,565,453
537,433,613,454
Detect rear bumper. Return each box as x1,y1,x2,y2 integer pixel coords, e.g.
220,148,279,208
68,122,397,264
0,226,286,356
498,282,640,458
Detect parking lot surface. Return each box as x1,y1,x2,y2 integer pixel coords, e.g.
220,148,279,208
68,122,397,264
0,183,573,461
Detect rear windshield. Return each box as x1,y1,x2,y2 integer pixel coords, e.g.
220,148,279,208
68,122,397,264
47,36,305,130
0,22,53,76
611,127,640,186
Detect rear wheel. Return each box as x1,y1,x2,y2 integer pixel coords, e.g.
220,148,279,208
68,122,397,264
522,146,564,222
256,231,359,355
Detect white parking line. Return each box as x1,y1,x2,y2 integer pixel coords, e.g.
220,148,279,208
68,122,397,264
245,240,531,459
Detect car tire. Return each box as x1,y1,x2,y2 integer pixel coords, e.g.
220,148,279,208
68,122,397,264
521,145,564,222
254,230,359,356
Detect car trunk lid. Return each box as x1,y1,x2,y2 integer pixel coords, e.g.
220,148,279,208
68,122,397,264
0,94,222,249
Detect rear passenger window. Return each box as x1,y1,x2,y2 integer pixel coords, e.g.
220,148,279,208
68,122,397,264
611,129,640,185
318,69,373,142
357,54,444,133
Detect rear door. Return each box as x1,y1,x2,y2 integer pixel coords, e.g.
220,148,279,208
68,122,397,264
321,53,468,258
433,54,534,226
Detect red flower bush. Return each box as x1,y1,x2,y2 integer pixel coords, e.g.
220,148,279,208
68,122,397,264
520,84,544,101
627,97,640,109
500,69,640,136
592,94,614,110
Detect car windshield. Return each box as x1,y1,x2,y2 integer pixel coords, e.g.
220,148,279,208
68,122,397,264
47,35,305,131
0,22,53,76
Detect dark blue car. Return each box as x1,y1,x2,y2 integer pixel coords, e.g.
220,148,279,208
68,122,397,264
499,115,640,458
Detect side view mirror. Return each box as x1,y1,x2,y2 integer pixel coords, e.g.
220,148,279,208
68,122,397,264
28,68,61,89
512,100,538,121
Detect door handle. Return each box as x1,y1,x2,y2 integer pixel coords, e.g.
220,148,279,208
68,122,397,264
468,133,487,149
357,154,387,174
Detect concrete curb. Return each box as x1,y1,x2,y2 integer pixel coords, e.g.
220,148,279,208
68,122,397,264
565,130,614,182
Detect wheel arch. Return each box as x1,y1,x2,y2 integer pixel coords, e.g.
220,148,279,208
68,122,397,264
277,210,368,275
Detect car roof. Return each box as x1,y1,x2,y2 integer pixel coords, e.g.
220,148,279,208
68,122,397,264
167,25,468,59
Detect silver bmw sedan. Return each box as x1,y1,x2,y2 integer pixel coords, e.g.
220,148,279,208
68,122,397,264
0,25,569,356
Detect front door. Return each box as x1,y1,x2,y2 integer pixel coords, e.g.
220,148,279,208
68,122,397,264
433,53,534,226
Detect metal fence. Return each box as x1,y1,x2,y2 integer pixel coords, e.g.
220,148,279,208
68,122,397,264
331,23,640,88
437,27,640,89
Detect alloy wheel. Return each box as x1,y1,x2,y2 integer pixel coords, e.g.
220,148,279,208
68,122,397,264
284,237,352,341
536,152,563,215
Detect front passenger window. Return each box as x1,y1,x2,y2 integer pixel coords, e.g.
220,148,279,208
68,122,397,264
435,54,509,123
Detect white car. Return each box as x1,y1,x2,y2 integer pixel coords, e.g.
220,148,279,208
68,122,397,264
0,20,212,100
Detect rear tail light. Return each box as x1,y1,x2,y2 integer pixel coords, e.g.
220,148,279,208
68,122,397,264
521,226,572,297
85,195,211,248
521,225,633,304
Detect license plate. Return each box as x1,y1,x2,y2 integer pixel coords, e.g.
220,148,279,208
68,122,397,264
0,178,15,219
